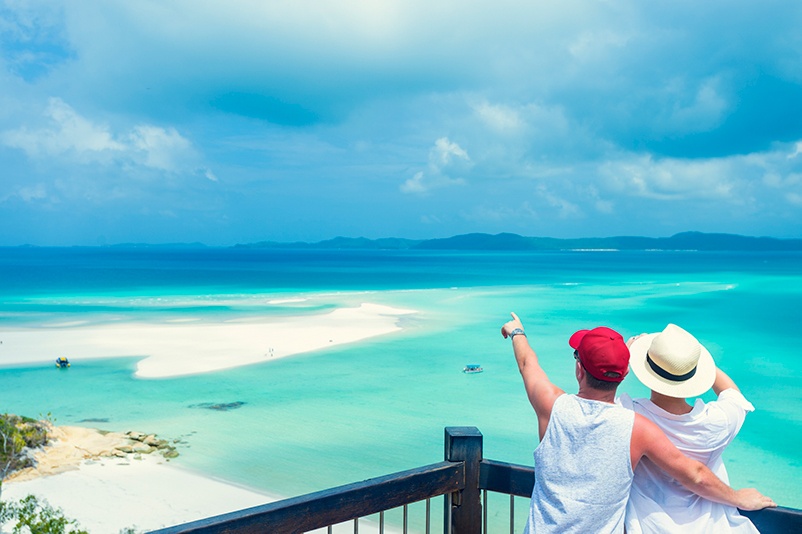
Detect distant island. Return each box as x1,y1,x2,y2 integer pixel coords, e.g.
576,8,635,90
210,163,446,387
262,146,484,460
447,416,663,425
232,231,802,252
18,231,795,251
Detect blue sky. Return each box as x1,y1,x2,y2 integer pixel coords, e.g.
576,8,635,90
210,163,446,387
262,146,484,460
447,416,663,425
2,1,802,245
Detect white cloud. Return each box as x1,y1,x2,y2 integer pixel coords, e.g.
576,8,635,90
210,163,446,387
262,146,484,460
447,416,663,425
1,98,206,175
653,77,729,134
18,183,47,202
538,184,580,219
473,101,523,133
568,30,631,61
601,155,739,200
599,139,802,214
0,182,54,205
2,1,802,243
788,142,802,159
1,98,125,156
431,137,470,167
595,199,614,214
400,171,426,194
16,183,48,203
401,137,470,194
129,124,192,172
471,99,574,143
762,171,802,193
787,192,802,206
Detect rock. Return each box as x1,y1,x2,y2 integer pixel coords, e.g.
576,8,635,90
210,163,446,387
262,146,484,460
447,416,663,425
132,443,153,454
188,401,246,411
11,424,184,481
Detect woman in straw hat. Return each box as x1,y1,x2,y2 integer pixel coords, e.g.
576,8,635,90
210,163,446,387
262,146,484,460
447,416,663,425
620,324,758,533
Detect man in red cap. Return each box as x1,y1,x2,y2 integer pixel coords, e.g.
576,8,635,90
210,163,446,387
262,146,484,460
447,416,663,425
501,313,774,533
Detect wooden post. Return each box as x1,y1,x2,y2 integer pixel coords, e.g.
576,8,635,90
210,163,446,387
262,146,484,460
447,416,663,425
444,427,483,534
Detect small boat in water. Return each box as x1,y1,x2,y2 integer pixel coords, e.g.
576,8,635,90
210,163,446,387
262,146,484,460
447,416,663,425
55,357,70,368
463,364,483,374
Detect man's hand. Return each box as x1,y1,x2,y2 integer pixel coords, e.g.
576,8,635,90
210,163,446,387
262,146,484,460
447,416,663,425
633,414,776,511
735,488,777,511
501,312,525,338
626,333,647,348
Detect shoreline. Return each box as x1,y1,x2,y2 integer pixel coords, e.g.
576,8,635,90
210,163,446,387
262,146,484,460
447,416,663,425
0,301,418,532
0,302,417,379
2,425,278,533
2,424,400,533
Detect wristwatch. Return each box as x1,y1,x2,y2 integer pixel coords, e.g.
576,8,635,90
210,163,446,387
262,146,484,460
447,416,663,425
509,328,526,340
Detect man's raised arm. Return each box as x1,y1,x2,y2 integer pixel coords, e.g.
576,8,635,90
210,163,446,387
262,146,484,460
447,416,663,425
501,312,564,439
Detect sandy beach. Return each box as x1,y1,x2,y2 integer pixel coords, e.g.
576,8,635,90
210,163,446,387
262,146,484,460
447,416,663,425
1,302,416,532
0,302,417,378
3,426,277,532
3,425,402,533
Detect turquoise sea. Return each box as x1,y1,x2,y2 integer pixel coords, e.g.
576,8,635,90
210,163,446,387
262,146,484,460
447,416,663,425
0,247,800,529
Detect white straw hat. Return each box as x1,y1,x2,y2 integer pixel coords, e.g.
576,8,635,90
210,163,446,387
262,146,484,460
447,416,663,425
628,324,716,398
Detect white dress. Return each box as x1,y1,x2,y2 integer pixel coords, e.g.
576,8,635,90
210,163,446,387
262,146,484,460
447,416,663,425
620,389,758,533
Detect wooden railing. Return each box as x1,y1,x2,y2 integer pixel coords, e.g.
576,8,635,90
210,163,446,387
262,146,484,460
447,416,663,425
150,426,802,534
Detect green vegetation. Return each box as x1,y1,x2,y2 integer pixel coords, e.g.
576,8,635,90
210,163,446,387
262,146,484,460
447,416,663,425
1,495,89,534
1,414,144,533
1,494,142,534
1,414,49,501
0,414,89,532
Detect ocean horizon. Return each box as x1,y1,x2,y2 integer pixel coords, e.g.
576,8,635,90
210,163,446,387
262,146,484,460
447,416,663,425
1,247,800,529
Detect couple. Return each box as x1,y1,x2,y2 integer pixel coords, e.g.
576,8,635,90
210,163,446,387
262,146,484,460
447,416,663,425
501,313,775,533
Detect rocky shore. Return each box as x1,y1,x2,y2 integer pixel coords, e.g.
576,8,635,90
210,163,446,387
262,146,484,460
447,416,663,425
111,430,180,459
7,425,180,482
2,429,274,534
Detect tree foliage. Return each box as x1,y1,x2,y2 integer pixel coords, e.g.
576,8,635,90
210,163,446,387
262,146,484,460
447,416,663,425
0,413,89,533
1,495,88,534
1,414,50,501
0,415,140,533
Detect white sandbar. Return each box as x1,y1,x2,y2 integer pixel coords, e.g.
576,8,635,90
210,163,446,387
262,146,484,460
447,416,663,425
0,302,417,379
0,303,416,531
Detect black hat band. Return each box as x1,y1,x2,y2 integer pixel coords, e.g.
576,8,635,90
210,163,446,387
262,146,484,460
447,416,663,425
646,353,697,382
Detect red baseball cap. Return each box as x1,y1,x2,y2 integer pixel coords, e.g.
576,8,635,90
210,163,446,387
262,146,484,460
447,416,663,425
568,326,629,382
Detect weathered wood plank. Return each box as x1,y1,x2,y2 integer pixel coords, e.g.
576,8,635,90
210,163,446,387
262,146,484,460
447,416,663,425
480,460,802,534
445,427,482,534
478,459,533,498
742,506,802,533
148,461,463,534
148,426,802,534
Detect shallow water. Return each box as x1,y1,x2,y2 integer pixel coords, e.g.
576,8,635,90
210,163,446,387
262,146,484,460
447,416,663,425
1,248,800,530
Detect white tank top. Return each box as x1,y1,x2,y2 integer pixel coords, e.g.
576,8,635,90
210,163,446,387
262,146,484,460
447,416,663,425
526,394,634,533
